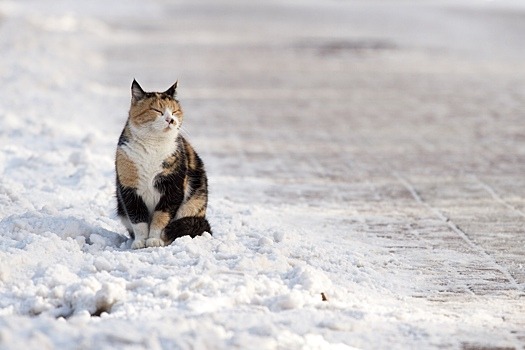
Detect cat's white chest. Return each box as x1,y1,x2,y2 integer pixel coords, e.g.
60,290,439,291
123,139,176,215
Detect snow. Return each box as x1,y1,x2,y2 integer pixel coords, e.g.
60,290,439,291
1,0,525,348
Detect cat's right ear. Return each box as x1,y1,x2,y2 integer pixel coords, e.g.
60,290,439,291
131,79,146,104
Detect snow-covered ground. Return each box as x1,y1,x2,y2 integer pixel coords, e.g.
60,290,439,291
1,0,524,348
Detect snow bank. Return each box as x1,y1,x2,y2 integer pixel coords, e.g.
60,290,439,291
0,2,366,347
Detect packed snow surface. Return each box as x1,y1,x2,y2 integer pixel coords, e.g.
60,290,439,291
1,0,524,349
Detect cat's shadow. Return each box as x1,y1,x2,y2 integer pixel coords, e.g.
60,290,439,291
0,211,129,250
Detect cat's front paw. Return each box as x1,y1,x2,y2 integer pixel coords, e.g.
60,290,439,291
131,239,146,249
146,238,165,248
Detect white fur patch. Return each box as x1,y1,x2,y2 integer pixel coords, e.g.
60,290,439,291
121,130,179,216
131,222,149,249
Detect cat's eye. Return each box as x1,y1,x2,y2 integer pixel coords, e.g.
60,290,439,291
151,108,163,115
172,110,180,115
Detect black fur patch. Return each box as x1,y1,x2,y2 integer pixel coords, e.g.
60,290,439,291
116,183,149,225
164,217,212,242
117,125,129,146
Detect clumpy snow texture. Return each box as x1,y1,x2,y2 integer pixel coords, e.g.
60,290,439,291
1,0,525,349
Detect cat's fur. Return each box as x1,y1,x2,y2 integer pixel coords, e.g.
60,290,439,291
115,79,211,249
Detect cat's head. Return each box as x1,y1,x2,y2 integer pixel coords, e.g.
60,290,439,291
127,79,183,138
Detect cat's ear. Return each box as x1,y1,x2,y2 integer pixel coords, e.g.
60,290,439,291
131,79,146,103
164,80,178,99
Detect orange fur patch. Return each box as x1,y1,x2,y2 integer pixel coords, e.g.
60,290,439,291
183,176,189,196
160,152,181,176
184,140,196,169
151,211,171,231
115,148,138,188
176,195,207,219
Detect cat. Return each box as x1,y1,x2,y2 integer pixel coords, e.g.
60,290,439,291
115,79,211,249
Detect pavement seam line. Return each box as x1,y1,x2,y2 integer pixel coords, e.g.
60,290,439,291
395,173,523,293
470,175,525,219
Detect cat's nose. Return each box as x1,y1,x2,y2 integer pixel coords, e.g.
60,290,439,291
166,117,175,125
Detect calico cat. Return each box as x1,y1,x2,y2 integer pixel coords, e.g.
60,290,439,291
115,79,211,249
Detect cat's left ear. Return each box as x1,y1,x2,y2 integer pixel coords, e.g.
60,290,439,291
164,80,178,99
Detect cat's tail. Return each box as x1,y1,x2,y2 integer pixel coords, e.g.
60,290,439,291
164,216,212,243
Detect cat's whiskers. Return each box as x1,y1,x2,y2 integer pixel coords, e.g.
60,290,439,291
180,126,192,138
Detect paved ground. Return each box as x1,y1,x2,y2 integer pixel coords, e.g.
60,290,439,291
99,0,525,347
